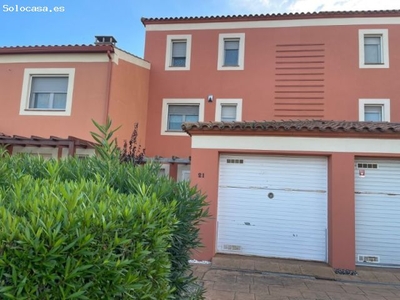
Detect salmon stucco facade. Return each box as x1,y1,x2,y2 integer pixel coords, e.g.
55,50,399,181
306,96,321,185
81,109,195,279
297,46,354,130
0,36,150,158
2,11,400,270
141,11,400,270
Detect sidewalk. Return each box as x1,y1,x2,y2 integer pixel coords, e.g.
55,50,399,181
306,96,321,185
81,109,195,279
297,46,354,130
191,254,400,300
210,254,400,285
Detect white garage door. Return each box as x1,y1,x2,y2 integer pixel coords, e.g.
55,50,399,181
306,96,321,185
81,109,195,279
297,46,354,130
355,159,400,267
217,155,328,262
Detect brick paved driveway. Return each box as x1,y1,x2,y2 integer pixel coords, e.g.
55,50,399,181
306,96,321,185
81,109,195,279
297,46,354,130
192,264,400,300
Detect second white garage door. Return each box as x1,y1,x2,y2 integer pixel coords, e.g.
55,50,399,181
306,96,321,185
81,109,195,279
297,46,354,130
217,154,328,262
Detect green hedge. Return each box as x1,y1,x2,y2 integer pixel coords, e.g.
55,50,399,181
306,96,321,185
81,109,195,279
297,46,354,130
0,153,208,299
0,173,177,299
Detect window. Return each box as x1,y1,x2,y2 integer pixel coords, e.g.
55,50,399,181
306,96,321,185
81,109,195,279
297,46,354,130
165,35,192,70
224,39,239,66
29,77,68,110
168,105,199,130
364,105,382,121
218,33,245,70
359,29,389,68
364,36,382,64
20,68,75,116
171,41,187,67
161,99,205,135
215,99,243,122
359,99,390,121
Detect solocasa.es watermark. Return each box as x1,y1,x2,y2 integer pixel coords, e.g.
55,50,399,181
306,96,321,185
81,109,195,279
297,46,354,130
3,5,65,13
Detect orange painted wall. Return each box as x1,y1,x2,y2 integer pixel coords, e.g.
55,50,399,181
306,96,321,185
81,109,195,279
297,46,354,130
328,153,356,270
190,148,219,261
0,61,108,141
144,24,400,158
189,145,400,268
108,58,150,149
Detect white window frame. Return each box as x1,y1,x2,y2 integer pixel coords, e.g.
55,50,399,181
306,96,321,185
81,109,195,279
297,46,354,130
177,164,191,182
359,99,390,121
161,98,205,136
159,163,170,177
218,33,245,71
215,99,243,122
165,35,192,71
359,29,389,69
19,68,75,116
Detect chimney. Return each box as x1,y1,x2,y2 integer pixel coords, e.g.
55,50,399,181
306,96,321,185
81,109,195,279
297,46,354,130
94,36,117,46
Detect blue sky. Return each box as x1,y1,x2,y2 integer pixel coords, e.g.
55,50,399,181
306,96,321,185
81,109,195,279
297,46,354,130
1,0,400,57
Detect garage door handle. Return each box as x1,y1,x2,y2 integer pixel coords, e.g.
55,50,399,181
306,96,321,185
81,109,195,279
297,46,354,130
268,192,274,199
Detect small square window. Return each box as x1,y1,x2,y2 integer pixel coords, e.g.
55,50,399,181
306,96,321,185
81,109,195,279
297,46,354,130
221,105,237,122
20,68,75,116
359,29,389,68
359,99,390,122
218,33,245,70
215,99,242,122
165,35,191,71
364,105,382,122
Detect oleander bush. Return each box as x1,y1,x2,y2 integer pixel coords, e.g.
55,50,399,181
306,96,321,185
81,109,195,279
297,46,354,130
0,119,209,299
0,173,176,299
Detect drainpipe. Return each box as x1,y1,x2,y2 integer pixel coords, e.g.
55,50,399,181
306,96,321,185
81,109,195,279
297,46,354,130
104,49,113,123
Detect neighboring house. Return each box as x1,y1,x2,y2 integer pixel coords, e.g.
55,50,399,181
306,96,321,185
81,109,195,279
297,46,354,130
0,36,150,158
141,11,400,270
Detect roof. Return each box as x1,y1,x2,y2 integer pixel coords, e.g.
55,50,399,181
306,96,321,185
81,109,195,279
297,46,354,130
182,120,400,135
0,133,95,148
0,44,114,55
141,9,400,25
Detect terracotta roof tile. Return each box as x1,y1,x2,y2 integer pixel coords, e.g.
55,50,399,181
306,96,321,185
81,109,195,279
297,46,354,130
141,9,400,25
182,120,400,134
0,44,114,54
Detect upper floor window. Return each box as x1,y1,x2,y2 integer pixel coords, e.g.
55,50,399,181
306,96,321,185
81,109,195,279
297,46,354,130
161,98,205,135
218,33,245,71
165,35,192,71
359,29,389,68
29,77,68,110
19,68,75,116
215,99,243,122
359,99,390,122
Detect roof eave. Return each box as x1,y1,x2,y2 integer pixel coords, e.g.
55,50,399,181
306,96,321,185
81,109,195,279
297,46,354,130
0,45,115,55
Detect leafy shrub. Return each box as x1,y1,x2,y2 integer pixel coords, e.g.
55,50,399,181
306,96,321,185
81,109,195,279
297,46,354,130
0,119,209,299
0,170,177,299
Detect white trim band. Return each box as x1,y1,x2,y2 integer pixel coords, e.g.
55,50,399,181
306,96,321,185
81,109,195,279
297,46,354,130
191,135,400,154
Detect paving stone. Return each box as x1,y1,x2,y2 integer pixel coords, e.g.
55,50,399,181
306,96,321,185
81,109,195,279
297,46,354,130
214,281,250,293
254,261,281,273
301,290,331,299
255,294,289,300
278,264,302,275
240,259,256,270
305,281,347,293
253,275,284,286
359,286,398,298
213,256,242,269
204,270,237,282
268,286,303,297
327,291,369,300
250,283,270,294
340,284,366,294
235,292,256,300
205,289,235,300
237,274,255,284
